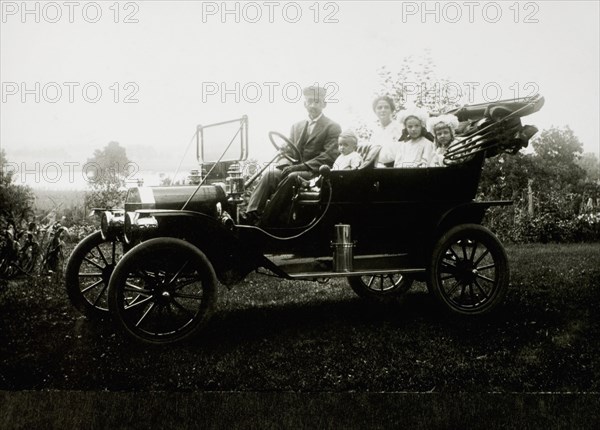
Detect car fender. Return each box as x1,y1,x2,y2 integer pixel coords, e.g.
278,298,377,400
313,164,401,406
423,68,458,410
431,200,512,241
134,210,266,286
422,200,512,262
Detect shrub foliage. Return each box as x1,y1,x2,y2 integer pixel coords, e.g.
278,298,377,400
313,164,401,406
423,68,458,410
0,149,35,226
480,126,600,243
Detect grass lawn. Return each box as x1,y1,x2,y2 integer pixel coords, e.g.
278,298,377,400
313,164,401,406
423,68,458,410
1,242,598,393
1,243,599,427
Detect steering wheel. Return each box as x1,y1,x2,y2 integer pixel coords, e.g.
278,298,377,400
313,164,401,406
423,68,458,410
269,131,303,164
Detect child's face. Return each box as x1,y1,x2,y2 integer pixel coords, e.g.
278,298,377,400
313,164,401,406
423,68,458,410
435,127,452,147
405,117,422,139
338,137,356,155
375,100,393,123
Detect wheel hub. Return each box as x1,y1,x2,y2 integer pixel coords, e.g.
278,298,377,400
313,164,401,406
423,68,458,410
455,260,476,284
155,289,172,305
101,264,114,283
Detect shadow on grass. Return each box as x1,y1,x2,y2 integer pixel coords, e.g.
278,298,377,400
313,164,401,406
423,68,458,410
190,286,548,351
197,290,437,344
2,260,599,392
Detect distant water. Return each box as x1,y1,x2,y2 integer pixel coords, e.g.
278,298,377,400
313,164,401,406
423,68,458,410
19,170,189,191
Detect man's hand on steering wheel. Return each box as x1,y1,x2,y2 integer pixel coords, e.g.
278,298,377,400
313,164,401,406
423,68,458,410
268,131,312,172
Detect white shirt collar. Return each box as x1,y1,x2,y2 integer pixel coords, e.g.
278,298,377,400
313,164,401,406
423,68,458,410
308,113,323,123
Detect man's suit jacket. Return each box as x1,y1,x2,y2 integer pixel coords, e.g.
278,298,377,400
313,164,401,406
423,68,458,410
289,115,341,172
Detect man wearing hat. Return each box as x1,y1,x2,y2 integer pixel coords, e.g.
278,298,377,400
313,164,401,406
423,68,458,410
243,85,341,224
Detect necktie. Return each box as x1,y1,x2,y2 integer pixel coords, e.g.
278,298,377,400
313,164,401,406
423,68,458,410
298,121,309,148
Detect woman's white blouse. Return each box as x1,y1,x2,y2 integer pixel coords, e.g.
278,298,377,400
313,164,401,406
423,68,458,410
370,120,404,166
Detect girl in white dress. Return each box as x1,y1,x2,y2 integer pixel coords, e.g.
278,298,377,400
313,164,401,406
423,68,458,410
427,114,460,167
394,107,434,168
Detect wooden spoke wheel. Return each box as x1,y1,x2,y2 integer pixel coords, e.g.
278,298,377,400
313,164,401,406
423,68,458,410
65,231,123,319
108,238,218,345
428,224,509,315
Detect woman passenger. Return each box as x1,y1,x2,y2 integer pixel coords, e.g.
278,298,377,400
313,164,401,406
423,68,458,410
369,96,404,167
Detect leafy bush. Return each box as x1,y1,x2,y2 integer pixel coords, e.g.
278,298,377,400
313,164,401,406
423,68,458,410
478,125,600,244
1,150,35,227
485,197,600,244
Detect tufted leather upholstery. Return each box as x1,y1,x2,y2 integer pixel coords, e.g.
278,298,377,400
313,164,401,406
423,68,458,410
356,144,382,169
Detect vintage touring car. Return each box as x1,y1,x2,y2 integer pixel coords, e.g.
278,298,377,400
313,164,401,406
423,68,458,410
65,95,544,344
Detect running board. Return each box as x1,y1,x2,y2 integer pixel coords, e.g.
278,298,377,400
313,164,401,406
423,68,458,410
287,267,426,280
269,253,426,280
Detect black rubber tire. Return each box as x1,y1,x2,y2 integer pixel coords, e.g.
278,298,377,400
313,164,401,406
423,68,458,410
427,224,509,315
107,238,218,345
65,231,122,319
348,273,414,303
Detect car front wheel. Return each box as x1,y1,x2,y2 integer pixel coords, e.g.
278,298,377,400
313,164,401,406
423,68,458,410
108,238,218,345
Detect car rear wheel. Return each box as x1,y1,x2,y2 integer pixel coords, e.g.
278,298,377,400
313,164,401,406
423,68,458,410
65,231,123,319
348,273,414,303
108,238,218,345
427,224,509,315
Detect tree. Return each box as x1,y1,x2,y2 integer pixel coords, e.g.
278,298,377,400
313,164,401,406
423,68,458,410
0,149,35,225
376,50,460,114
481,126,586,203
479,152,535,201
478,126,593,241
84,142,133,209
530,126,586,194
576,152,600,183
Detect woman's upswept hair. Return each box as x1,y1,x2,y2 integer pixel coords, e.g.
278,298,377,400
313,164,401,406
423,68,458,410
372,95,396,113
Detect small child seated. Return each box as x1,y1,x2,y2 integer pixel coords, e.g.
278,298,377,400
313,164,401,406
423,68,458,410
428,114,460,167
332,130,363,170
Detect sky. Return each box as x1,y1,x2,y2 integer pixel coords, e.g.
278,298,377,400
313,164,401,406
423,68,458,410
1,0,599,189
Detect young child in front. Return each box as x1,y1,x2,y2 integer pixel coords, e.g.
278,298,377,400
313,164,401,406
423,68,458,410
333,130,363,170
393,107,434,168
427,114,460,167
